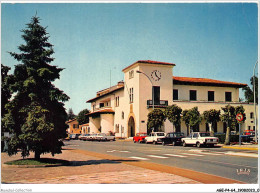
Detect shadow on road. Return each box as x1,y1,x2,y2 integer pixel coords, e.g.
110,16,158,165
68,159,139,166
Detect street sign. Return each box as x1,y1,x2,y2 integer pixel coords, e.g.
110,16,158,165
236,113,244,122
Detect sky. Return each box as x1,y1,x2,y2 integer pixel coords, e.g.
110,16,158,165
1,2,258,115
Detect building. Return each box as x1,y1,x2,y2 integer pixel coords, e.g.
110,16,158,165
66,119,90,135
86,60,257,138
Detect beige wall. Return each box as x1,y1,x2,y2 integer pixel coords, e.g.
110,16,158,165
173,84,240,102
89,117,101,134
100,114,114,134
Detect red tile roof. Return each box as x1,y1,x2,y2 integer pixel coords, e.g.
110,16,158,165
86,86,124,103
173,76,247,88
86,108,115,116
122,60,175,72
65,118,77,124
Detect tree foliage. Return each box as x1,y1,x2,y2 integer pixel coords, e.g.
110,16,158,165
67,108,76,121
203,109,221,136
182,107,202,134
243,76,258,104
1,64,14,131
164,104,182,132
77,109,90,125
147,109,165,132
3,16,69,159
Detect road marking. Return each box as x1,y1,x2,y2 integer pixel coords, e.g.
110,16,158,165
147,155,168,159
180,153,204,156
107,150,116,152
225,151,258,158
129,156,149,160
119,151,130,153
197,152,222,156
164,154,187,158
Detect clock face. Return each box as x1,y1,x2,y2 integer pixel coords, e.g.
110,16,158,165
151,70,161,81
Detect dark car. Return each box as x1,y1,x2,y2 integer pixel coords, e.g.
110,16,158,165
161,132,185,146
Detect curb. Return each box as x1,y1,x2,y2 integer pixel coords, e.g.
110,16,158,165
221,146,258,151
3,163,65,168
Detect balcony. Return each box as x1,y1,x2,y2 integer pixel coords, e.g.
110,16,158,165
147,100,168,108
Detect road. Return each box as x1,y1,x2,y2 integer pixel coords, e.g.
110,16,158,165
64,140,258,184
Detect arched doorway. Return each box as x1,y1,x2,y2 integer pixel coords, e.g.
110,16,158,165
128,116,135,137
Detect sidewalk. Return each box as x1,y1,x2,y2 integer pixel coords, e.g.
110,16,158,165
219,143,258,150
1,148,199,184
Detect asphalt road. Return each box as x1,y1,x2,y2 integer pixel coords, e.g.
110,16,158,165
64,140,258,184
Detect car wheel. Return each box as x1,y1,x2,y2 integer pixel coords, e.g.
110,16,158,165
145,140,148,144
153,141,156,145
138,139,141,143
172,141,175,146
183,141,186,147
134,139,136,143
162,141,165,146
196,142,201,148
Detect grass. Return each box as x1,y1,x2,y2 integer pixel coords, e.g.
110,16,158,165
5,158,69,166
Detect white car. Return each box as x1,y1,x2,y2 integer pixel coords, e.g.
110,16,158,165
144,132,166,144
95,133,115,141
181,132,219,148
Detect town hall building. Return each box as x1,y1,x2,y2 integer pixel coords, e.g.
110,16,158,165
86,60,257,138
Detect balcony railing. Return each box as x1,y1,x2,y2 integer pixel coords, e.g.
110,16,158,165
147,100,168,108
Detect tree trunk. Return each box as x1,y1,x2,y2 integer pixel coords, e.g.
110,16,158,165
209,123,214,136
224,127,230,145
186,125,189,136
35,151,41,160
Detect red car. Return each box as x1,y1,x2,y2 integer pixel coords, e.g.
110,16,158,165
133,133,147,143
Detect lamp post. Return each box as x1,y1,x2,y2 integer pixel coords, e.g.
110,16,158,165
136,70,154,110
253,61,258,143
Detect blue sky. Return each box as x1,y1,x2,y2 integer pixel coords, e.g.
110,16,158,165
1,3,258,115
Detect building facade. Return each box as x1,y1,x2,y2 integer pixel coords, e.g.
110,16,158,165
86,60,257,138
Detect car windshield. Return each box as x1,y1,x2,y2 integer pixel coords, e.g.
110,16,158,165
175,133,184,137
200,133,211,137
140,133,147,136
157,133,165,136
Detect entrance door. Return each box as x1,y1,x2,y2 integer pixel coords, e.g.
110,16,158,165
128,116,135,137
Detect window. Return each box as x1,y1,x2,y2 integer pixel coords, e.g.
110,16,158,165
129,70,134,79
100,103,104,108
208,91,214,101
122,111,124,119
115,124,119,133
248,126,251,130
173,89,178,100
73,124,78,128
153,86,160,104
129,88,134,103
193,133,198,138
189,90,197,101
250,112,254,119
225,92,232,102
92,105,95,111
115,96,120,107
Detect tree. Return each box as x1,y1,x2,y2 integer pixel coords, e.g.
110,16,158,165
3,16,69,159
182,107,202,135
147,109,165,133
203,109,221,136
77,109,90,125
1,64,14,130
187,107,202,133
243,76,258,104
221,105,236,145
164,104,182,132
67,108,76,121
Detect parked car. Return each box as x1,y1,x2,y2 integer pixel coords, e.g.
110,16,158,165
181,132,219,148
241,130,256,142
95,133,115,141
133,133,147,143
144,132,166,144
79,134,90,140
161,132,185,146
70,134,76,140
